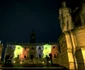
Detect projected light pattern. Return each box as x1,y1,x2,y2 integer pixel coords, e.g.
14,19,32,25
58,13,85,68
19,47,29,60
14,45,23,58
51,44,58,58
43,44,51,58
36,46,44,58
8,43,58,61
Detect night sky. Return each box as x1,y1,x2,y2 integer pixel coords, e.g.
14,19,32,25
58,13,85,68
0,0,81,45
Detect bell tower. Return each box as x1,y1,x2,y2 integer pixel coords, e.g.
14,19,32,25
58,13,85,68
30,30,36,43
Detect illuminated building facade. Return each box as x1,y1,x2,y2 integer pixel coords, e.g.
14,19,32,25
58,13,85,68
5,42,59,64
51,44,59,59
36,45,43,58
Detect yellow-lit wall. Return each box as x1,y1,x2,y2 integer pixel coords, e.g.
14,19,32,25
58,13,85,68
58,32,75,70
74,26,85,70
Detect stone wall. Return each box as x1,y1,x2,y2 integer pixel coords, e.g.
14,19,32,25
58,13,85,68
73,26,85,70
58,32,75,70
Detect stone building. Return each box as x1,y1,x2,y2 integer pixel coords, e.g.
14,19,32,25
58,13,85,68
73,26,85,70
5,42,59,64
57,32,75,70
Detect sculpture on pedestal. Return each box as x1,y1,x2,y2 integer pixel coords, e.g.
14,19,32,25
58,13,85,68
59,1,74,32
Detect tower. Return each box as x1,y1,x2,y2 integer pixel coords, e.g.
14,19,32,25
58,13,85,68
30,30,36,43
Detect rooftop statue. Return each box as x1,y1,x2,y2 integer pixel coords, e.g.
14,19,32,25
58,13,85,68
59,1,74,32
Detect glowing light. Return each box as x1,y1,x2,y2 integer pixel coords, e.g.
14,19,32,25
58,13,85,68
42,61,44,64
43,44,51,58
20,61,22,64
19,48,29,60
51,44,58,58
13,45,23,58
49,61,51,63
13,61,16,63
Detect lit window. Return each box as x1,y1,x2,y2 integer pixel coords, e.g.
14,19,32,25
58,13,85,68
42,61,44,64
49,61,51,63
20,61,22,64
13,61,16,63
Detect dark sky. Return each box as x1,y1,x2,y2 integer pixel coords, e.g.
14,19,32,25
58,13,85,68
0,0,81,44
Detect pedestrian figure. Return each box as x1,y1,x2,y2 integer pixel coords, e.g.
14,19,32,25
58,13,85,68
46,55,49,66
30,54,34,63
49,53,52,65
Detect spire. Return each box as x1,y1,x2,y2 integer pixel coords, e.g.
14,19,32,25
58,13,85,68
30,30,36,43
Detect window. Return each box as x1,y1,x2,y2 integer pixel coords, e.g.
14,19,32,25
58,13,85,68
24,56,26,58
17,55,19,58
54,54,56,58
38,47,41,50
53,46,55,48
24,47,26,49
45,47,47,49
32,47,34,49
39,54,41,58
18,47,20,49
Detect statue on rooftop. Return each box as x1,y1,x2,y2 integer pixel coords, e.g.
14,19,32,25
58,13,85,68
59,1,74,32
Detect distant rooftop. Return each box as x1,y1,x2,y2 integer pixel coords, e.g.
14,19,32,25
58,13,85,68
6,42,58,46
